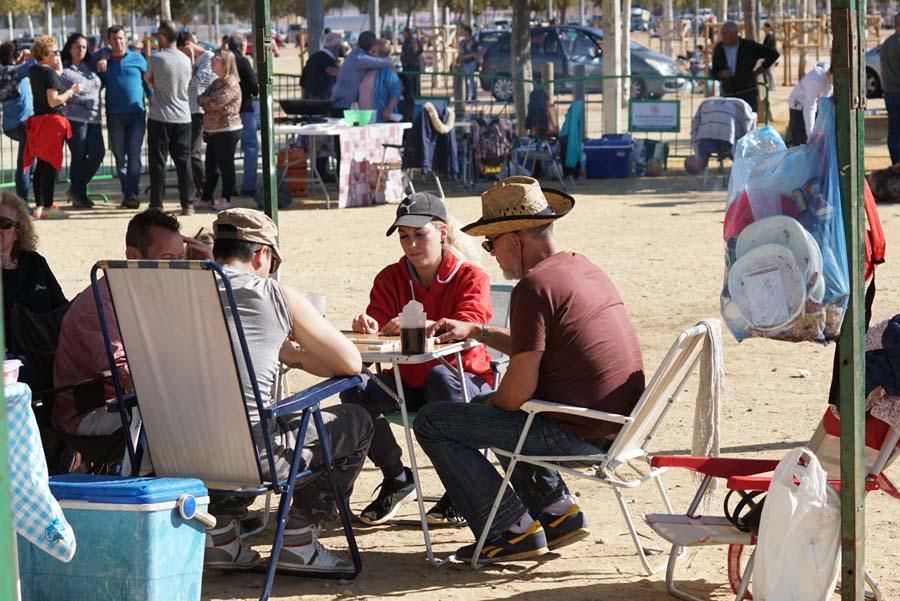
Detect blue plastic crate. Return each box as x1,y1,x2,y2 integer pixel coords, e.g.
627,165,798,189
18,475,209,601
585,134,633,179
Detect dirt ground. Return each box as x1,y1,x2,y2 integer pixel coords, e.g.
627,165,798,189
29,41,900,601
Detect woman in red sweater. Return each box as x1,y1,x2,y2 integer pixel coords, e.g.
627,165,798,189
343,192,494,526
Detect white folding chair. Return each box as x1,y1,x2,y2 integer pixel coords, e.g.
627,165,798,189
488,283,514,387
91,260,363,601
471,320,720,574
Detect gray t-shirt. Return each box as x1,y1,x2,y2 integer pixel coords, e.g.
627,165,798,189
147,47,192,123
218,266,292,426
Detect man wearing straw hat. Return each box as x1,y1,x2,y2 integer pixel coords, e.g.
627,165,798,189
415,176,646,564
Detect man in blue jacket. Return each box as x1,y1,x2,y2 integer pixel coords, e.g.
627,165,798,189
330,31,392,111
96,25,149,209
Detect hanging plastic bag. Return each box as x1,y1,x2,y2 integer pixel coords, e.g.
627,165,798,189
753,447,840,601
721,99,849,343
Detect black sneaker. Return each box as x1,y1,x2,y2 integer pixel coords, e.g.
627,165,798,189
426,493,467,526
538,504,590,551
119,197,140,209
358,467,416,525
455,521,549,564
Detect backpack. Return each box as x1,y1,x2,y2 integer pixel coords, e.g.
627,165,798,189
0,66,22,103
475,117,512,174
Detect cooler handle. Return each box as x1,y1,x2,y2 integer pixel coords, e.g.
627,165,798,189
176,494,217,530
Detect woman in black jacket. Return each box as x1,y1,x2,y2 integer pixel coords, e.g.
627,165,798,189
0,191,67,339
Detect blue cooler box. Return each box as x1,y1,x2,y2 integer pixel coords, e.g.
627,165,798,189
18,475,209,601
585,134,633,179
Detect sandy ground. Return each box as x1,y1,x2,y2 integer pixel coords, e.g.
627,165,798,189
36,167,900,601
26,41,900,601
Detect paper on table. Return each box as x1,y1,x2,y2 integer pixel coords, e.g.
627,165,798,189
742,265,790,327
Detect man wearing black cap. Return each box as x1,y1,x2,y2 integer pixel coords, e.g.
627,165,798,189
414,177,645,565
204,208,373,575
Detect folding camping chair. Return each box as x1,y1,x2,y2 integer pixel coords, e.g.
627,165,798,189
90,260,363,601
690,97,755,189
645,406,900,601
470,320,722,573
488,283,514,386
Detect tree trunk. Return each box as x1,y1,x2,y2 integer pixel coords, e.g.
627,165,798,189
160,0,171,21
662,0,673,57
44,0,51,36
602,0,623,132
716,0,728,24
741,0,757,40
621,0,631,106
511,0,532,136
306,0,323,53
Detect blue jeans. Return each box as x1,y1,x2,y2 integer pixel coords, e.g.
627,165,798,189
462,61,478,101
107,111,146,201
3,125,32,201
414,393,604,540
66,121,105,202
341,364,491,479
239,105,259,193
886,92,900,165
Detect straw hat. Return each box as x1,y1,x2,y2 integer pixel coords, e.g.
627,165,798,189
462,176,574,237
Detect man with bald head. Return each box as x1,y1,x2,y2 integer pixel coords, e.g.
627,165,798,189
880,14,900,163
711,21,779,111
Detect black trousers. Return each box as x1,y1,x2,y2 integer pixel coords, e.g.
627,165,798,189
202,130,241,202
190,114,205,200
788,108,808,146
147,119,193,208
729,90,759,114
32,158,57,208
828,278,876,406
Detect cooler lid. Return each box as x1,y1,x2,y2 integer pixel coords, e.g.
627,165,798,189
584,136,633,149
50,475,208,504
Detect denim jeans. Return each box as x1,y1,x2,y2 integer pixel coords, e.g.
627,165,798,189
66,121,106,202
886,92,900,165
239,105,259,193
107,111,146,201
3,125,31,201
414,393,604,540
462,61,478,101
340,364,492,480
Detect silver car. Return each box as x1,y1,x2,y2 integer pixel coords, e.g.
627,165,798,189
866,45,883,98
479,26,683,101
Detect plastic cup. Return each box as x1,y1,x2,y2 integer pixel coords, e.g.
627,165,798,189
4,359,22,385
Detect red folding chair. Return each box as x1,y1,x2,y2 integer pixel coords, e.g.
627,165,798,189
645,407,900,601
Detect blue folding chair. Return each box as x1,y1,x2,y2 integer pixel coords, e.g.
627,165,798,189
91,260,363,601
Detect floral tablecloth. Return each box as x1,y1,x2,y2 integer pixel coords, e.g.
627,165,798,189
338,123,409,208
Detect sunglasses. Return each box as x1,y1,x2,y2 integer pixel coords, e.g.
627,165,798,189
481,232,515,254
0,217,17,230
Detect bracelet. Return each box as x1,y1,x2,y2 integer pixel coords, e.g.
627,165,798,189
479,323,489,341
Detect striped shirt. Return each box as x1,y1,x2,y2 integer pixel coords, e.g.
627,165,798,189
189,50,216,115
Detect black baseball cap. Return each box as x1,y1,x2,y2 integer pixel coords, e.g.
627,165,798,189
385,193,448,236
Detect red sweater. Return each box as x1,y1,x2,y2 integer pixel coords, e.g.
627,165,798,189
366,252,494,389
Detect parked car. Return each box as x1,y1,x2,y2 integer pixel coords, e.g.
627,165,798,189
474,28,506,54
479,26,683,101
866,45,883,98
631,7,651,32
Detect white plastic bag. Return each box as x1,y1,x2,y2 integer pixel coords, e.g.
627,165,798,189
753,447,840,601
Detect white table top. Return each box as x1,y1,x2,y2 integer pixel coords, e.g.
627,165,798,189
275,120,412,137
345,332,479,365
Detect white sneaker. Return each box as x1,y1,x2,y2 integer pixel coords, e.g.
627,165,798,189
275,525,354,575
204,519,261,570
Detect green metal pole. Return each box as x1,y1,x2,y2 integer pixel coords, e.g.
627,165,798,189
0,287,16,598
832,0,866,598
254,0,278,229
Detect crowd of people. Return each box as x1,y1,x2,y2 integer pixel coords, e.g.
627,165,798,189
0,21,264,219
4,172,648,572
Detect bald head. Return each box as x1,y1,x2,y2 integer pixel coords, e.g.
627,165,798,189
324,31,343,51
721,21,739,47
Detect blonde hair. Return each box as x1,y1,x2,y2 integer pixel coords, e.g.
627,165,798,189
216,48,237,79
31,36,58,61
436,216,481,265
0,191,37,255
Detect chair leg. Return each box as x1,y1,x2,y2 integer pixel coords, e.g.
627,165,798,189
664,544,706,601
612,485,664,576
733,550,754,601
374,147,389,194
434,174,445,200
864,568,883,601
259,409,312,601
313,407,362,577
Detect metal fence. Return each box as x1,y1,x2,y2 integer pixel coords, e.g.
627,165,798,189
0,70,772,198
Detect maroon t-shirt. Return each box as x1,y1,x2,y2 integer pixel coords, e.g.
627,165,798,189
510,252,645,440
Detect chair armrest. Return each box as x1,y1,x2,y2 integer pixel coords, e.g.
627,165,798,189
264,375,363,419
651,455,779,478
520,399,633,425
31,371,112,410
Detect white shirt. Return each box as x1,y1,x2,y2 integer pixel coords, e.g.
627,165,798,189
789,62,832,136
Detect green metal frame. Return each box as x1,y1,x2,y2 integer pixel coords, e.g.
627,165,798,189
832,1,867,599
0,285,14,596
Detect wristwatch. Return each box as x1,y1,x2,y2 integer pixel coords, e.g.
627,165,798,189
480,323,490,341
